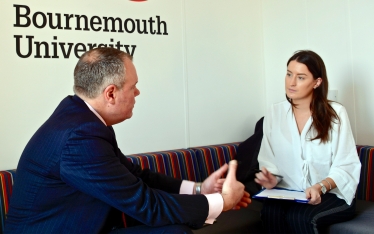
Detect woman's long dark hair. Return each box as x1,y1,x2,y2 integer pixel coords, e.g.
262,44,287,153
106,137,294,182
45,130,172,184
286,50,339,143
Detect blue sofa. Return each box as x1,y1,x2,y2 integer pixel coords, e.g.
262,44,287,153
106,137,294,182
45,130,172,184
1,144,373,233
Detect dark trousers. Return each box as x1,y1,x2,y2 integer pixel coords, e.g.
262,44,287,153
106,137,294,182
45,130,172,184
108,212,193,234
110,224,193,234
261,193,356,234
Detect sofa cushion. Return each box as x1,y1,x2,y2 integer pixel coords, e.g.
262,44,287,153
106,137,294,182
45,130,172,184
126,149,202,182
191,143,239,181
326,200,374,233
0,170,16,234
192,200,263,234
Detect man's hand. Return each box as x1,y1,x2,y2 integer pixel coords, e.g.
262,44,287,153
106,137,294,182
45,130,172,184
201,163,228,194
221,160,247,211
254,167,277,189
233,191,251,210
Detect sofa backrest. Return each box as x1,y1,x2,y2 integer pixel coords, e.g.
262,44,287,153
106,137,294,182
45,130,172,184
126,143,239,182
189,143,239,181
126,149,202,182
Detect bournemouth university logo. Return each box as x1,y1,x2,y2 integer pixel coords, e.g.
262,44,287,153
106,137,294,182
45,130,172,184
12,4,169,59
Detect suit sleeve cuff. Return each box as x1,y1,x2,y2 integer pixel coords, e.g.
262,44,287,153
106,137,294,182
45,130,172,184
180,182,223,224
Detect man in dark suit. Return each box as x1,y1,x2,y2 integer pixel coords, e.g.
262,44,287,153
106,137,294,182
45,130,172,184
5,47,250,233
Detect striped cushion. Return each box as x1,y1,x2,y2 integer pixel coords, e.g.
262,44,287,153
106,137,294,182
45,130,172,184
356,145,374,202
0,170,16,234
126,149,202,182
190,143,240,181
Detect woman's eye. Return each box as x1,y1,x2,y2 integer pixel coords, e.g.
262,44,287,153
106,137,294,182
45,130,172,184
298,76,304,80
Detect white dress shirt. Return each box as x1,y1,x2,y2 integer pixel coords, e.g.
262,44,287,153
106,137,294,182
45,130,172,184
258,100,361,205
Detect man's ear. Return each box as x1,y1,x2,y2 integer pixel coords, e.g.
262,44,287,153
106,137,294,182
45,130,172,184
103,85,117,104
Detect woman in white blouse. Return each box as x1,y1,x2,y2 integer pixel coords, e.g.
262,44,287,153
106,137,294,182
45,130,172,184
255,50,361,233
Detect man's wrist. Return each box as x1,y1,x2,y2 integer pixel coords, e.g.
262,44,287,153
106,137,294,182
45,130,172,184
195,182,202,195
220,192,233,211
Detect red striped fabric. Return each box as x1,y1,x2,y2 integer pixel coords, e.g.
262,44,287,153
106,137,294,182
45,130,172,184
127,148,201,182
191,143,240,181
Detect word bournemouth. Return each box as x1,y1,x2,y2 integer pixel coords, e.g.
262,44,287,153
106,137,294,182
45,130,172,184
13,4,169,58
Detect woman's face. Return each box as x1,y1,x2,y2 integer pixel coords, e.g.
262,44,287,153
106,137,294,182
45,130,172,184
285,60,321,103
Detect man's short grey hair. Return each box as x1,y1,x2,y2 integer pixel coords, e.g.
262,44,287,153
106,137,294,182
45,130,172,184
73,47,133,98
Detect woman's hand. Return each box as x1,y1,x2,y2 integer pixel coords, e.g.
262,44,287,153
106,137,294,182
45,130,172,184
254,167,278,189
305,184,322,205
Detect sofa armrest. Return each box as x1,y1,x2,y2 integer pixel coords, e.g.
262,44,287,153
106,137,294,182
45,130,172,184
356,145,374,202
0,170,16,233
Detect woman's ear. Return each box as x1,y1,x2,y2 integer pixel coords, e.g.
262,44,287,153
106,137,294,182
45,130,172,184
314,78,322,89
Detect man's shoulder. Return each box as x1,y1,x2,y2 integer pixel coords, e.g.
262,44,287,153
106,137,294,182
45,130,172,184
23,95,109,159
49,95,103,128
16,95,113,185
53,95,89,118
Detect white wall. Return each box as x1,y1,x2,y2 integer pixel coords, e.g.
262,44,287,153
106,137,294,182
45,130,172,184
262,0,374,146
1,0,373,171
0,0,264,170
184,0,265,146
349,1,374,145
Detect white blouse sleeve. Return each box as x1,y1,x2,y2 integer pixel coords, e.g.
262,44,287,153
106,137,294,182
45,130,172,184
328,104,361,205
258,106,281,179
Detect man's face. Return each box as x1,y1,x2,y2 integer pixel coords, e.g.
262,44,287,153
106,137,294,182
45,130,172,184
114,58,140,122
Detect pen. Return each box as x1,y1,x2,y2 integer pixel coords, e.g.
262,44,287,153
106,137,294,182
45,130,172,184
254,169,284,179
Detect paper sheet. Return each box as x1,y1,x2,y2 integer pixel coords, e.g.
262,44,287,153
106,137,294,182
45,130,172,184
253,188,309,203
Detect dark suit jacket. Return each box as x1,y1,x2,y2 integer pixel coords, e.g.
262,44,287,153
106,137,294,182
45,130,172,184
236,117,263,196
5,95,208,233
